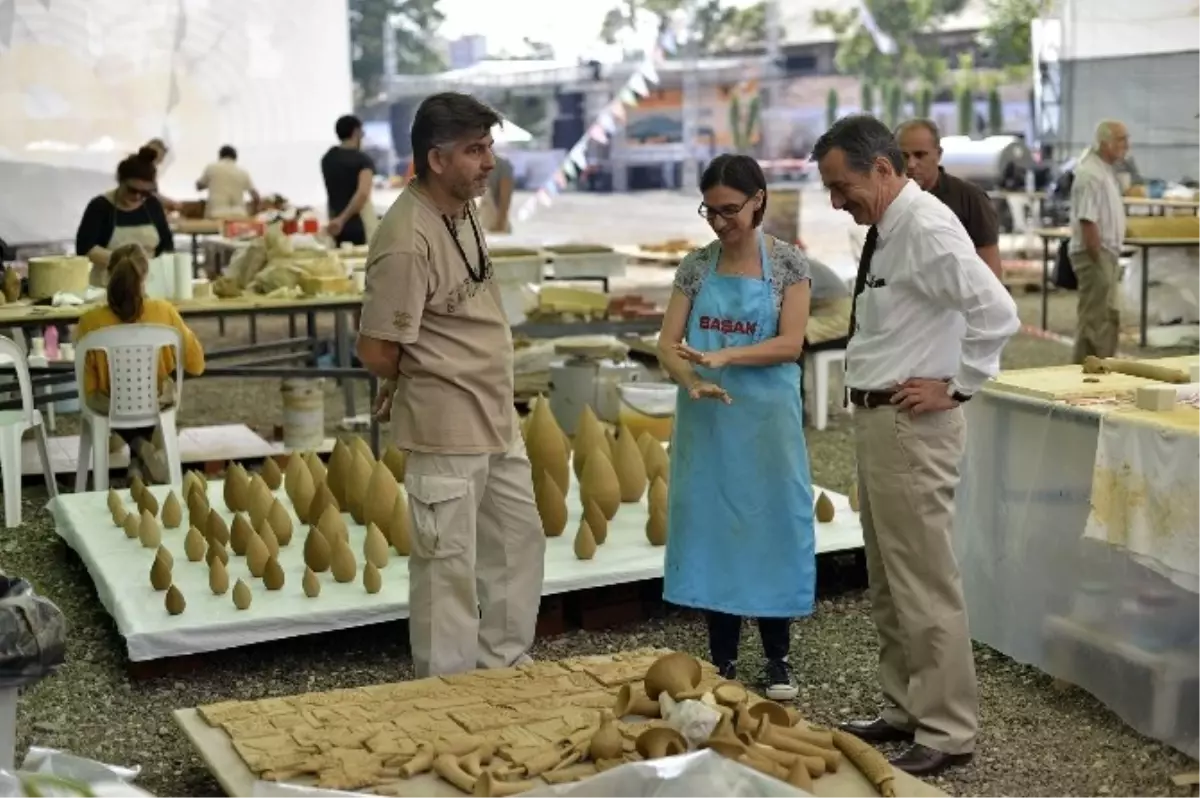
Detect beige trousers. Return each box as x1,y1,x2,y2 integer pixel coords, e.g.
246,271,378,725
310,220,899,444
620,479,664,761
1070,249,1121,363
854,405,978,755
404,432,546,677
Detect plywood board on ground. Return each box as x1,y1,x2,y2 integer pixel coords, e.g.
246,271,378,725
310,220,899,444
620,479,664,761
174,649,946,798
985,364,1159,401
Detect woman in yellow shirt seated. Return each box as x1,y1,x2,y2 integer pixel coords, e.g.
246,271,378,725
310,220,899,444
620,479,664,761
75,244,206,483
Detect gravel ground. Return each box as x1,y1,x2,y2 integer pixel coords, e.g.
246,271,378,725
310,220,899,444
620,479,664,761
4,290,1197,796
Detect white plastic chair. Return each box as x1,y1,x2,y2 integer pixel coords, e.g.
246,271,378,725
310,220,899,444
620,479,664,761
806,348,850,432
0,336,58,527
74,325,184,492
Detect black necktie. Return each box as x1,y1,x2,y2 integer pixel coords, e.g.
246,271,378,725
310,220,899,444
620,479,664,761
847,225,879,339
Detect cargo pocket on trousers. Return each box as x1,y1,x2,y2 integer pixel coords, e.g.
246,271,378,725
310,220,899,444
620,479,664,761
404,474,471,560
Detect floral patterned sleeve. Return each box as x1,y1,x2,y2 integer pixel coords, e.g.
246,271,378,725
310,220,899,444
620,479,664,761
771,239,812,289
672,243,716,300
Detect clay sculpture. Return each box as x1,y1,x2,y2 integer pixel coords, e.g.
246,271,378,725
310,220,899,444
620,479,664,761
364,523,389,568
122,512,140,540
475,772,535,797
205,539,229,567
155,545,173,570
363,461,399,532
648,475,668,513
583,498,607,545
184,525,206,561
346,451,373,524
248,477,274,529
815,491,835,523
209,557,230,595
165,584,186,615
613,684,660,718
712,681,749,708
307,482,338,529
265,499,292,546
579,448,620,520
257,519,280,558
302,567,321,597
382,445,407,483
161,491,182,528
363,561,382,594
206,509,230,546
389,492,411,556
525,398,569,495
832,728,895,797
317,504,348,548
644,652,702,700
284,453,307,499
291,464,316,524
331,540,357,583
188,490,209,528
534,470,567,538
261,457,283,490
263,556,285,590
613,424,648,502
230,513,254,556
150,556,172,591
350,435,375,465
645,505,667,546
136,488,159,517
635,727,687,759
232,579,252,610
107,488,122,517
304,527,332,572
111,503,128,528
588,712,623,761
326,439,353,508
130,475,146,503
573,520,597,560
572,405,609,479
138,509,161,548
305,451,327,487
643,437,670,485
848,480,860,512
224,463,250,512
246,532,270,577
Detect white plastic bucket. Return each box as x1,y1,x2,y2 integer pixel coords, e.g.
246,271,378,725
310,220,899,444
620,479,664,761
281,378,325,451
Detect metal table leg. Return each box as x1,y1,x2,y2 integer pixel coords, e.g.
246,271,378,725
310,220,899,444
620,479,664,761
1139,247,1150,348
1041,236,1051,331
334,309,356,419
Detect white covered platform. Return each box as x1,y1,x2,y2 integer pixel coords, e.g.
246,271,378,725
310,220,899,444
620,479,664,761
48,479,862,662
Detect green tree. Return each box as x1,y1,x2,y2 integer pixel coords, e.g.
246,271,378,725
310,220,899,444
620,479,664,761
914,83,934,118
600,0,766,54
495,93,549,140
986,86,1003,133
860,82,875,114
885,82,904,127
350,0,445,102
825,88,840,129
813,0,965,88
979,0,1046,67
957,87,975,135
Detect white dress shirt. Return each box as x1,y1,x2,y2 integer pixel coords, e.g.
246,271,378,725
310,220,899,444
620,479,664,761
846,180,1020,396
1069,150,1126,255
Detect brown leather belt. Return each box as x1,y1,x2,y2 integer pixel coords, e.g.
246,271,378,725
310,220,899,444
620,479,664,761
848,388,897,409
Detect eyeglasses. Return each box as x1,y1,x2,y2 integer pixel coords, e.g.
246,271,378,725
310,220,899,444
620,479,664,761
124,184,155,200
698,195,756,220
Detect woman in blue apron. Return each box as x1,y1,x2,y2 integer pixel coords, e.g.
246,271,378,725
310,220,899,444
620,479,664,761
656,154,816,700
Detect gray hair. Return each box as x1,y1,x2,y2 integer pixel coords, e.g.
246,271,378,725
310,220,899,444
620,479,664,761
410,92,501,179
895,118,942,146
813,114,905,175
1094,120,1125,146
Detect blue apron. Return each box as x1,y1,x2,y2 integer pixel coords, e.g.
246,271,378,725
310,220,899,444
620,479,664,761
663,232,816,618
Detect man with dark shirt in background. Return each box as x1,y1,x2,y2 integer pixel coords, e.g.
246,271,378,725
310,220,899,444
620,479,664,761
321,115,377,246
896,119,1003,279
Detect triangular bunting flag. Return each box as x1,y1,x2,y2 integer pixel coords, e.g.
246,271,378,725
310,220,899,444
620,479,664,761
628,72,650,98
610,102,626,122
587,124,609,145
618,87,638,105
598,110,616,134
562,159,578,178
641,58,659,85
553,171,567,189
569,143,588,169
536,188,552,207
545,180,560,197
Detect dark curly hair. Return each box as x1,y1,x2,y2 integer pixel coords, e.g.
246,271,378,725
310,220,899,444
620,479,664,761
116,147,158,184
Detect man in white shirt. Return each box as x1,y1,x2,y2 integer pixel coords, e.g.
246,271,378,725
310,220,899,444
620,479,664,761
812,114,1020,776
1069,121,1129,361
196,145,259,219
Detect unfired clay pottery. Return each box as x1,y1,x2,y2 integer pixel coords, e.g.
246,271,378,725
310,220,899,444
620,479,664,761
209,557,229,595
284,453,306,499
184,525,206,561
534,470,567,538
643,438,670,485
307,482,338,528
188,491,209,528
130,475,146,503
165,584,186,615
267,499,293,546
363,561,382,594
364,523,389,568
305,451,327,487
224,463,249,512
138,510,161,549
432,754,475,794
526,398,569,495
261,457,283,490
648,476,668,513
155,545,173,570
150,557,172,591
747,700,792,729
206,509,229,546
107,488,121,515
291,464,316,524
317,504,348,548
257,518,280,558
613,425,648,502
304,531,331,575
248,477,274,529
589,712,622,760
122,513,140,539
583,499,607,545
635,727,687,760
111,504,127,528
2,267,20,303
232,579,252,610
580,448,620,520
848,480,860,512
346,451,373,524
815,491,835,523
263,555,285,590
382,445,407,483
246,532,270,577
573,520,597,560
331,540,357,583
645,505,667,546
712,681,749,708
326,440,353,507
350,435,374,465
475,772,535,797
161,491,182,528
302,567,321,597
136,489,158,517
389,492,411,556
205,539,229,567
572,405,609,479
182,471,201,501
363,461,399,531
230,513,254,556
644,651,702,700
613,684,660,718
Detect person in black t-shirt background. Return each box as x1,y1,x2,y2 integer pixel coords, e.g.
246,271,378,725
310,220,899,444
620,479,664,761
321,115,377,246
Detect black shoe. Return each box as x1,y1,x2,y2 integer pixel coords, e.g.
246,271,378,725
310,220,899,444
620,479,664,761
763,658,798,701
836,717,915,744
716,660,737,680
889,743,972,776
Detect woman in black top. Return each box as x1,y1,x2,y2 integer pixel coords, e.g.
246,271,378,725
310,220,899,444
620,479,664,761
75,147,174,287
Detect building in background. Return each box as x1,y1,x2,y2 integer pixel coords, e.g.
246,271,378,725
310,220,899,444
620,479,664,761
448,35,489,70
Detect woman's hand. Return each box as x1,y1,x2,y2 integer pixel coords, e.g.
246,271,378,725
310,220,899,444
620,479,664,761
674,342,731,370
687,380,732,404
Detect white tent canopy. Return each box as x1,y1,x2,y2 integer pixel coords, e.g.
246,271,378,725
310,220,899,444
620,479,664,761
492,119,532,145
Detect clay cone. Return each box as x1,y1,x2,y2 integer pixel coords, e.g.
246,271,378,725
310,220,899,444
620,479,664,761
307,481,338,528
130,475,146,502
305,451,327,487
304,527,332,572
525,398,570,496
382,445,407,483
363,461,399,531
364,523,389,569
155,545,173,570
580,448,621,521
137,489,158,517
209,557,229,595
257,518,280,558
261,457,283,490
613,425,648,503
248,477,273,529
644,438,670,486
165,585,186,615
122,513,140,539
111,504,128,528
162,491,183,528
572,405,609,479
205,540,229,567
206,508,229,546
107,488,122,516
138,509,161,548
326,440,353,508
224,463,249,512
331,540,357,583
350,435,374,465
848,480,860,512
534,470,567,538
184,525,206,561
583,498,608,545
188,490,209,529
346,451,373,525
150,557,172,591
648,476,668,514
263,555,285,590
232,579,252,609
284,453,306,500
590,712,623,761
302,567,321,597
230,513,254,556
815,491,835,523
363,561,382,594
317,504,348,548
646,505,667,546
292,464,316,524
388,492,411,556
246,532,270,577
267,499,293,546
574,519,597,560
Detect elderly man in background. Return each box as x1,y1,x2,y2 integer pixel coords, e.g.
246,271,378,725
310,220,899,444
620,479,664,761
1068,120,1129,362
813,114,1020,776
197,145,260,219
896,119,1002,279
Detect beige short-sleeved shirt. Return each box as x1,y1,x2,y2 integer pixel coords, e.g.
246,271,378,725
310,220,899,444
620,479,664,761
200,158,254,219
1069,151,1126,255
359,184,514,454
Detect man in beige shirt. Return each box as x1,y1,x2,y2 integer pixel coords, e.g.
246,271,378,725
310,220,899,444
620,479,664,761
197,145,259,219
356,92,546,678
